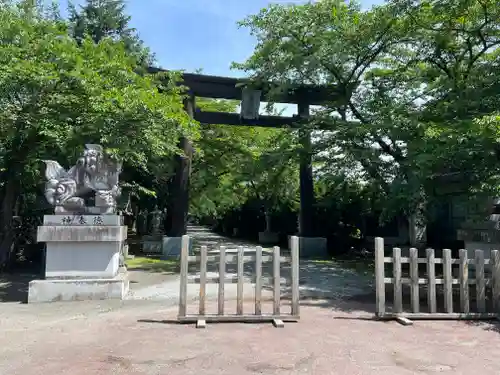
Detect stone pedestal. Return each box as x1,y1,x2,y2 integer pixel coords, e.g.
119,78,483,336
142,235,163,254
28,215,129,303
141,235,193,259
258,231,279,245
161,236,193,259
288,235,328,258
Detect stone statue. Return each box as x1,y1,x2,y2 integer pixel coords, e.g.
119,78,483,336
43,144,122,215
136,209,148,236
149,205,163,235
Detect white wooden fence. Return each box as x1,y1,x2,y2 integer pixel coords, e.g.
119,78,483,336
178,235,300,328
375,237,500,322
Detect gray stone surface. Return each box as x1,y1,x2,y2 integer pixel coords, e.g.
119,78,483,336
28,272,129,303
43,214,123,226
141,235,163,254
33,213,128,302
258,231,279,245
127,225,373,302
45,242,121,279
288,236,328,257
42,144,122,214
161,236,193,259
37,225,127,242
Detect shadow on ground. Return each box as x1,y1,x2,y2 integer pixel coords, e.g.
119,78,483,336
126,256,180,274
466,319,500,334
0,273,34,303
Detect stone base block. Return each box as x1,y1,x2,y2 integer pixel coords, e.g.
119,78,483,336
45,241,121,279
28,273,129,303
162,236,193,259
142,235,163,254
288,236,328,258
258,231,279,245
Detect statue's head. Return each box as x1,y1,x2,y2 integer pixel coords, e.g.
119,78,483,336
45,178,77,205
82,144,104,174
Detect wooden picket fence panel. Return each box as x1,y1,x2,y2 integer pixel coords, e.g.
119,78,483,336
375,237,500,323
178,235,300,328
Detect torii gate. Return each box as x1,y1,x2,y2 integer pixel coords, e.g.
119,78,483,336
151,69,344,254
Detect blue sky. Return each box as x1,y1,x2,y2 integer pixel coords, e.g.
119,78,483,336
59,0,383,78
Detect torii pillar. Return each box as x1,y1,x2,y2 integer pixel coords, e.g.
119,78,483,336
294,99,327,257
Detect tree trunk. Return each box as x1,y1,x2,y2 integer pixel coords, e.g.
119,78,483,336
0,177,19,268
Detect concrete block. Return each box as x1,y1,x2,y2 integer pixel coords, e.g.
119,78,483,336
37,225,127,242
141,235,163,254
258,231,279,245
43,214,123,226
28,273,129,303
162,236,193,259
45,242,121,279
288,236,328,258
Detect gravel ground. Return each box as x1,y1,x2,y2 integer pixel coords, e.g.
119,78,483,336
2,299,500,375
126,226,374,301
7,226,490,374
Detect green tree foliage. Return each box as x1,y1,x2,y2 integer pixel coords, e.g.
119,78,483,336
68,0,153,66
190,98,299,220
234,0,500,224
0,0,193,265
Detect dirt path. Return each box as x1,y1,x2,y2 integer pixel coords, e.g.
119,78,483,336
2,299,500,375
1,227,500,373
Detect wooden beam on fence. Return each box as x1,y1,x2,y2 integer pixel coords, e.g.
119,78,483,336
179,314,300,323
377,313,498,320
188,254,288,263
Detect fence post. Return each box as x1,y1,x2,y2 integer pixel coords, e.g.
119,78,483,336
393,247,402,313
443,249,453,313
459,249,469,313
199,245,207,316
178,235,190,318
291,236,300,317
273,246,281,315
255,246,263,315
218,246,226,315
492,250,500,313
375,237,385,317
476,249,486,312
409,248,419,313
237,246,244,315
427,248,437,313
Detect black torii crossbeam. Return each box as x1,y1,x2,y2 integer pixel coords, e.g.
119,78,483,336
150,68,344,238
